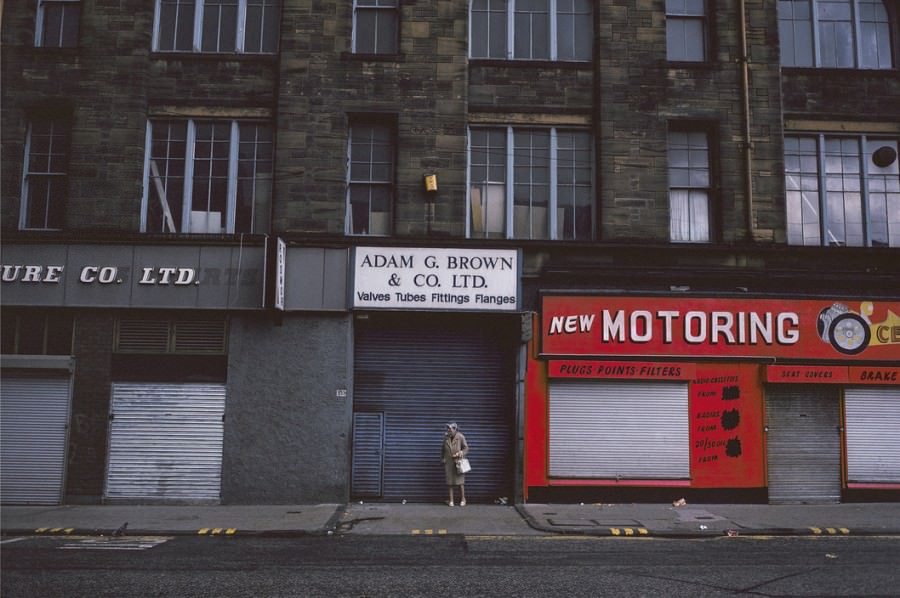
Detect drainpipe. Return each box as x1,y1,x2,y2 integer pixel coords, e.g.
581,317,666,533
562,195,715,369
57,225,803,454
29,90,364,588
738,0,755,241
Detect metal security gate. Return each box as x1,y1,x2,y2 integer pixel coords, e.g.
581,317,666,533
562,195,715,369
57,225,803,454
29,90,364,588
549,380,690,479
105,383,225,502
0,374,72,504
766,386,841,503
845,387,900,484
351,412,384,497
352,314,516,503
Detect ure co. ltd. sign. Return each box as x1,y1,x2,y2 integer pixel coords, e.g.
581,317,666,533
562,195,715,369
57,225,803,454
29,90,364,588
353,247,519,311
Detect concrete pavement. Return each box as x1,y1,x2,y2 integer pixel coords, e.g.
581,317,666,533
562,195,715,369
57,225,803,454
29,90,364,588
2,501,899,538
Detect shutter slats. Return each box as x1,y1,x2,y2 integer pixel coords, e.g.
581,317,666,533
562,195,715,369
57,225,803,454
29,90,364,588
845,387,900,483
549,380,689,479
352,317,515,502
766,387,841,503
0,375,71,505
105,383,225,501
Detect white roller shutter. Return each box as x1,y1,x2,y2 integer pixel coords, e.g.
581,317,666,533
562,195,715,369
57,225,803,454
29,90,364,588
105,383,225,501
845,387,900,484
549,380,689,479
0,374,71,505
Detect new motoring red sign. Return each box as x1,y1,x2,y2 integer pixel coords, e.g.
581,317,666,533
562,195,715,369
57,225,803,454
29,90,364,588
541,295,900,362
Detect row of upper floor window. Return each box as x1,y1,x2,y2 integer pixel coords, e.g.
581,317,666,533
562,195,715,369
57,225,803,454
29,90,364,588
17,114,900,248
32,0,897,69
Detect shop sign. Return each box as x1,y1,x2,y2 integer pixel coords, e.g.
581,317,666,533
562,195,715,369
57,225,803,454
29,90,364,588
542,295,900,362
549,360,695,380
0,243,264,309
848,366,900,385
353,247,519,311
766,365,851,384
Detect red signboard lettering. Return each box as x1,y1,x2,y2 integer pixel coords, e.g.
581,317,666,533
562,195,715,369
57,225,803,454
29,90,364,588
542,296,900,362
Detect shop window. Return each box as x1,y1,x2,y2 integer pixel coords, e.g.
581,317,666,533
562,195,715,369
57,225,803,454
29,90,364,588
470,0,592,62
1,310,73,355
20,117,70,231
666,0,707,62
115,317,227,354
778,0,894,68
35,0,81,48
353,0,399,54
347,120,395,236
153,0,281,53
468,126,593,240
668,128,711,243
143,119,273,234
785,134,900,247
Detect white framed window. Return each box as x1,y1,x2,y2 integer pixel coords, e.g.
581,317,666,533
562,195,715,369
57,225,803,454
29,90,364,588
153,0,280,53
347,122,394,236
142,119,273,234
468,126,593,240
666,0,706,62
785,134,900,247
778,0,893,68
668,129,711,243
470,0,592,61
35,0,81,48
353,0,399,54
19,118,70,230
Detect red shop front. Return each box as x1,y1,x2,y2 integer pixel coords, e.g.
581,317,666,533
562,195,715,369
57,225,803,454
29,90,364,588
524,295,900,503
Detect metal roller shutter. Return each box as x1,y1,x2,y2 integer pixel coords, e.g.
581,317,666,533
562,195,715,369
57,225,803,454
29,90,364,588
351,412,385,498
766,386,841,504
352,315,516,503
0,374,71,505
845,387,900,483
105,383,225,501
548,380,689,479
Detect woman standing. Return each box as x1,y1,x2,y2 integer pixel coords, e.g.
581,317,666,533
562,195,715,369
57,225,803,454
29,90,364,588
441,422,469,506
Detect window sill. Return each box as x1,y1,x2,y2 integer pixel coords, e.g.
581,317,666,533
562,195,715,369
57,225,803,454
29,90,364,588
341,52,405,62
666,60,715,70
150,52,278,62
468,58,592,70
781,66,898,76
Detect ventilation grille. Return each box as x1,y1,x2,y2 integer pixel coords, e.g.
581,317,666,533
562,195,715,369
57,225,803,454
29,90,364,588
116,318,227,355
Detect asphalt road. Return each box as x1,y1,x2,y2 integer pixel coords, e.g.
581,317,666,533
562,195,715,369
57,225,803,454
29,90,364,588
2,534,899,597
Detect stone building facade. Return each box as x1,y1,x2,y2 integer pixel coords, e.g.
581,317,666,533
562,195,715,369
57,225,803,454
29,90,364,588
2,1,899,506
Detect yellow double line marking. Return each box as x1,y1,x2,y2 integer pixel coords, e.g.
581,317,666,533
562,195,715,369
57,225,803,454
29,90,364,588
610,528,649,536
809,527,850,535
197,528,237,536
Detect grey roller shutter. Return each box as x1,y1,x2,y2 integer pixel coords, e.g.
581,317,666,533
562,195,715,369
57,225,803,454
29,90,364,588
845,387,900,484
0,374,71,505
353,315,516,503
549,380,689,479
766,386,841,504
105,383,225,501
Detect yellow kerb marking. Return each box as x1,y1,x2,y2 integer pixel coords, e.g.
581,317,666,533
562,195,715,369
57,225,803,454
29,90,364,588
411,529,421,535
424,529,434,535
198,528,210,535
35,528,49,533
839,528,850,535
826,528,837,535
212,528,223,535
226,529,237,535
50,528,63,533
64,528,75,534
611,528,621,536
810,527,822,534
638,528,649,535
438,529,447,535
